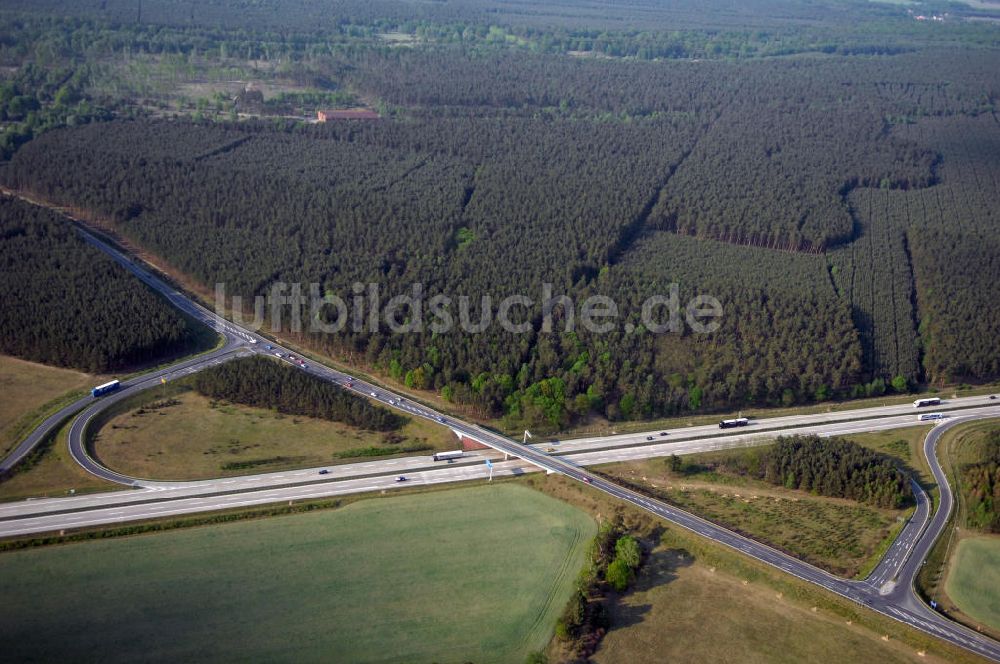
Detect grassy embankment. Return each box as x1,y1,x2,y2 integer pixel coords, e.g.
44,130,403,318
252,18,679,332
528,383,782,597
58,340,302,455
589,426,937,579
594,447,911,578
0,418,119,502
946,537,1000,631
0,355,120,501
91,384,460,480
0,354,100,459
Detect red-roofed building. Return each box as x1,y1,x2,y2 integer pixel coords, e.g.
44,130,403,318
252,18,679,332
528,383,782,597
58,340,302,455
317,108,380,122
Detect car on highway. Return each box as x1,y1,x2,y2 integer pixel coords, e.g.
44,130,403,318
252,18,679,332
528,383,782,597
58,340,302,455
288,355,296,360
646,435,654,441
436,416,446,423
264,344,273,350
546,447,556,452
583,477,592,484
659,432,668,436
319,469,330,475
991,395,998,400
395,475,406,482
370,391,377,397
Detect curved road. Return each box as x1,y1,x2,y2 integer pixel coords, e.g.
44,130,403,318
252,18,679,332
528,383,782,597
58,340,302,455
46,399,1000,659
0,225,253,475
3,210,1000,659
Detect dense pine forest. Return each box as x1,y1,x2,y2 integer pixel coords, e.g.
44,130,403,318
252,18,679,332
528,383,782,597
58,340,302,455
0,195,199,372
709,435,913,509
193,356,406,431
0,0,997,428
0,0,955,33
756,436,913,509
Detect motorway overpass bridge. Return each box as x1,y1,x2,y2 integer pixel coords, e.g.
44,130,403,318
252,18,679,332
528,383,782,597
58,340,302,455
3,203,1000,661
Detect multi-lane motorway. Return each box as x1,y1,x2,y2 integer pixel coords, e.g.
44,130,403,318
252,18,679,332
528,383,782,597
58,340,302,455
3,219,1000,660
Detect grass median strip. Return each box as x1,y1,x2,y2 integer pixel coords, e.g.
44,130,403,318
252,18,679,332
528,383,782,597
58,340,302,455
92,389,456,480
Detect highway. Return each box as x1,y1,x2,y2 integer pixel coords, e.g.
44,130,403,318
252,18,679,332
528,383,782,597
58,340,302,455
2,214,1000,660
17,407,1000,531
0,226,254,475
540,393,996,456
463,411,1000,662
14,412,1000,658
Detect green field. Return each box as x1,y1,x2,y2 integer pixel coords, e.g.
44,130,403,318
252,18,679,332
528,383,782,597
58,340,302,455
945,537,1000,632
0,484,594,663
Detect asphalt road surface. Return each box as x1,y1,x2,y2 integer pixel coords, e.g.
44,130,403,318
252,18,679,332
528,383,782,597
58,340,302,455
0,227,253,474
2,216,1000,659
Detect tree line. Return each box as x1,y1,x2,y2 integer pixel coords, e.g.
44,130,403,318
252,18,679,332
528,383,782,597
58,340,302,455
734,435,914,509
557,515,644,659
192,355,406,431
4,0,978,39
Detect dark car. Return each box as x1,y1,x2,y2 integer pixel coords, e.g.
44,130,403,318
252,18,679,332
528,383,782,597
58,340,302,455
659,432,668,436
646,436,654,441
319,469,330,475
